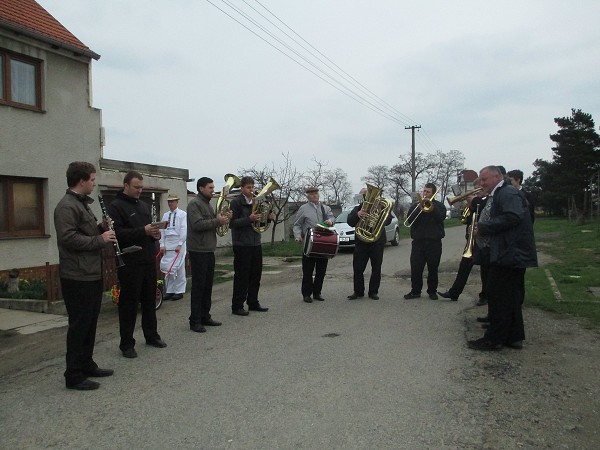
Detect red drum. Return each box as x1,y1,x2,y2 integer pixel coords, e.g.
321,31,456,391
303,227,339,258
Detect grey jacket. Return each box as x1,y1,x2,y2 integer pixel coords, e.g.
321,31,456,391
53,190,108,281
293,202,334,239
186,193,219,252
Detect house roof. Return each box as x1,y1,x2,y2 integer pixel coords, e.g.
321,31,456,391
0,0,100,60
461,170,479,182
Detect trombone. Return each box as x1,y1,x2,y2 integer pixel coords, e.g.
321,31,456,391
403,186,440,227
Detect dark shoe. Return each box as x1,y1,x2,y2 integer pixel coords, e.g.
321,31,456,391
232,308,249,316
146,338,167,348
66,379,100,391
201,318,222,326
303,296,313,303
163,293,173,300
171,294,183,301
467,337,502,351
404,292,421,300
121,348,138,358
506,340,523,349
347,293,364,300
313,295,325,301
190,324,206,333
368,294,379,300
429,293,438,300
84,368,114,377
476,316,490,323
481,323,489,329
438,291,458,301
476,297,488,306
248,304,269,312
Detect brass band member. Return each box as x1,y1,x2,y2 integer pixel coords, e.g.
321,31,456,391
438,179,488,304
107,171,167,358
346,187,392,300
404,183,447,300
293,187,335,303
229,176,272,316
54,162,116,390
186,177,229,333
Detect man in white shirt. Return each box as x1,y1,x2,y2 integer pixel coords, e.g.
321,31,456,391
159,193,187,300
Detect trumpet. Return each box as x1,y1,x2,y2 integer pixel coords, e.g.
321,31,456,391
403,186,439,227
463,205,480,258
98,195,141,267
447,187,483,206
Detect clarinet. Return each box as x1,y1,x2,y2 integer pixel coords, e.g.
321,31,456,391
151,193,158,222
98,195,126,268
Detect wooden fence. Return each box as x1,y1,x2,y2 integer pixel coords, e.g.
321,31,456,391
0,247,190,306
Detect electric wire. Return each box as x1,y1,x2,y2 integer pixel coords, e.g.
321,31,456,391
205,0,443,152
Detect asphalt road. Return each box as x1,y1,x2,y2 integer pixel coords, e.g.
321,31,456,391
1,226,491,449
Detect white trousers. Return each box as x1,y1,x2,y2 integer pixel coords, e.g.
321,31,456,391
160,236,187,294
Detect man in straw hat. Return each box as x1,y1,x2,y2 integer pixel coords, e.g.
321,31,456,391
159,193,187,301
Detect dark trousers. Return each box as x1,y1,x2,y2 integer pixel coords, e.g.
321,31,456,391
447,256,488,300
353,241,385,296
232,245,263,310
409,239,442,295
484,265,526,345
117,263,159,350
301,254,328,297
189,251,215,325
61,278,103,385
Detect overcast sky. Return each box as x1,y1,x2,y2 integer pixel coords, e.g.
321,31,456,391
39,0,600,194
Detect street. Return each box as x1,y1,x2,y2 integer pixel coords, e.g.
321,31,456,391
2,226,598,449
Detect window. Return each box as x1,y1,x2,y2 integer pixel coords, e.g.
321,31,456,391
0,49,42,111
0,177,46,238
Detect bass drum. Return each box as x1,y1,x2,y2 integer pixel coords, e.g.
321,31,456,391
303,227,339,258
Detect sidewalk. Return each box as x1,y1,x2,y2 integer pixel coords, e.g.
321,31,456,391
0,308,68,335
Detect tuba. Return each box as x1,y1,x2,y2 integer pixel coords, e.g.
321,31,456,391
355,184,393,243
216,173,241,237
251,177,280,233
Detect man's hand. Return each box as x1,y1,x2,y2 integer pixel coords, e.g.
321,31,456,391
357,210,367,219
249,212,261,222
101,230,116,243
217,213,230,225
145,224,161,239
160,246,166,255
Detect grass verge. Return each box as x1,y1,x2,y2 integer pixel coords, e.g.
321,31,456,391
526,218,600,326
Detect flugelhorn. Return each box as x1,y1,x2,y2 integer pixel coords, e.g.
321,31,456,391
252,177,280,233
98,195,141,268
447,187,483,206
355,184,393,243
216,173,241,237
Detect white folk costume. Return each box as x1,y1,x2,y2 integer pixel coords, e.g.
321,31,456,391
159,206,187,295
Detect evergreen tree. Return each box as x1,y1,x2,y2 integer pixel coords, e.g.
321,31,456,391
528,109,600,215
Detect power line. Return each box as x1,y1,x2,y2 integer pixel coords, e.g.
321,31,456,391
204,0,443,152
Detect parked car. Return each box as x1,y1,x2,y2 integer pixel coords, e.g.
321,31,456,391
334,209,400,248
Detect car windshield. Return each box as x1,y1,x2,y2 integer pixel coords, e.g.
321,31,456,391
335,211,350,223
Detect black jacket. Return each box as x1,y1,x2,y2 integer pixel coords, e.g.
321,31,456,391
107,191,158,265
229,194,261,247
347,203,392,245
407,199,446,241
477,182,537,268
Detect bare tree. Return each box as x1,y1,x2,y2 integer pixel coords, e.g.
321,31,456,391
423,150,465,202
323,167,353,207
387,164,411,215
239,152,303,244
361,165,389,191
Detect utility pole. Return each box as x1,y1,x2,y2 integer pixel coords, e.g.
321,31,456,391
405,125,421,196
